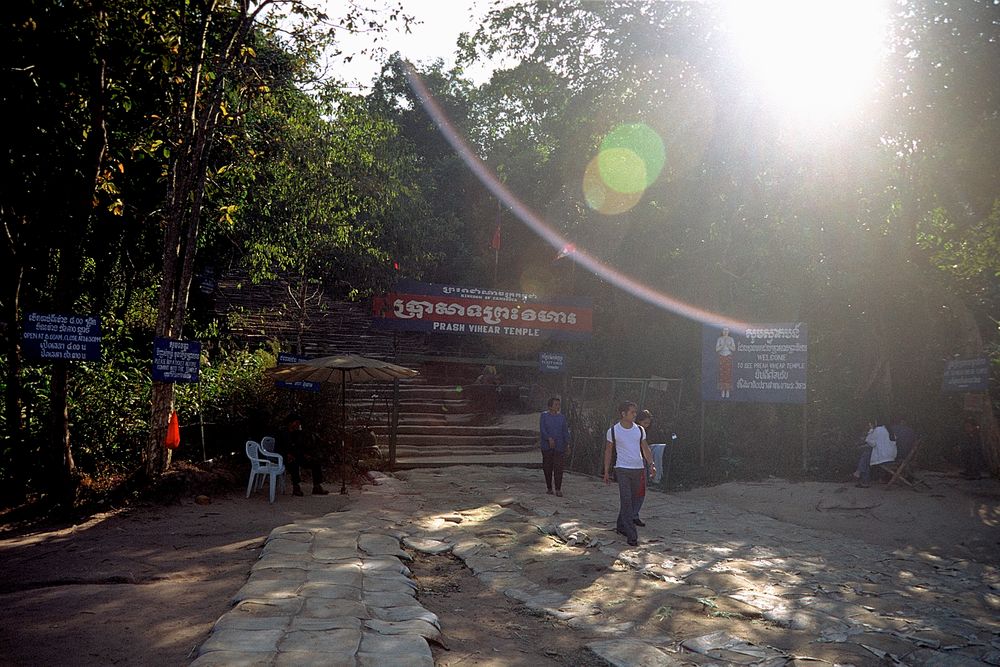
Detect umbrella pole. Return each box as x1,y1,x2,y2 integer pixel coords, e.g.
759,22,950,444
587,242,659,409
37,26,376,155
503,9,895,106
340,375,348,495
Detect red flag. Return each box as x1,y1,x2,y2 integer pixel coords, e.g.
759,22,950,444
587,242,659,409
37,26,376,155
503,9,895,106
490,224,501,251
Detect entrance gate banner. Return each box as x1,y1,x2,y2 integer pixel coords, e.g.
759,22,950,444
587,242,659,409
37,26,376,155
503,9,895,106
372,280,592,340
700,323,807,404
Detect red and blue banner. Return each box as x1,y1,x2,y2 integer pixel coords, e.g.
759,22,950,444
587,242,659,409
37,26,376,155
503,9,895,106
372,281,592,340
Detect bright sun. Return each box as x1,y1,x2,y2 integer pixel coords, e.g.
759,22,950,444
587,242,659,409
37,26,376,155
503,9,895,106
725,0,889,125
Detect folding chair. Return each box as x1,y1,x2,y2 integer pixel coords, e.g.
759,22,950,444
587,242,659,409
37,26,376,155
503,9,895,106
879,438,927,490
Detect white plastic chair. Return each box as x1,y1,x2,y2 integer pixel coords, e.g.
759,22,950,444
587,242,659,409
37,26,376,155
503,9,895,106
245,440,285,503
259,436,286,493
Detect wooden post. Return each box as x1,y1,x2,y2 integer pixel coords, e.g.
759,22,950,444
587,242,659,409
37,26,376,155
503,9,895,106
389,378,399,470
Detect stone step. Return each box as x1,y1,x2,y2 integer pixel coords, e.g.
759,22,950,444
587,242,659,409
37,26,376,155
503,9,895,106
394,444,536,457
370,425,535,437
384,434,537,447
393,452,541,469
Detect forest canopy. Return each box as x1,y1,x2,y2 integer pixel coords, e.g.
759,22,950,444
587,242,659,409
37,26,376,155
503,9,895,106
1,0,997,507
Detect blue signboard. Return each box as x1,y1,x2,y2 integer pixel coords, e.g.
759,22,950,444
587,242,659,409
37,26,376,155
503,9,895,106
539,351,566,374
275,352,321,392
701,323,807,404
152,338,201,383
23,313,101,361
942,357,990,393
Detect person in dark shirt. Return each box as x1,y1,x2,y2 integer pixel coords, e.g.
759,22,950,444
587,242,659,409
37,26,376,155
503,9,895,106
539,397,571,496
960,417,986,480
890,416,918,462
276,413,328,496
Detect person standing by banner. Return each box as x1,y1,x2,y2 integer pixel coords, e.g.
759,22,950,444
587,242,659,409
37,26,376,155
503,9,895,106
603,401,656,547
539,397,571,496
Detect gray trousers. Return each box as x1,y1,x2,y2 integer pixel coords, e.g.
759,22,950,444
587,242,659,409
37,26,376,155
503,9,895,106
616,467,643,542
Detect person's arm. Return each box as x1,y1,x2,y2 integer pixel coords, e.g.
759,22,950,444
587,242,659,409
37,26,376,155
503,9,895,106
561,416,571,451
603,439,614,485
641,437,657,478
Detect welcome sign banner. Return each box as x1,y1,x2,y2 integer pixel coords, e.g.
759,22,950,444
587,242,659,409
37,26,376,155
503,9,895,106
372,280,592,340
701,323,808,404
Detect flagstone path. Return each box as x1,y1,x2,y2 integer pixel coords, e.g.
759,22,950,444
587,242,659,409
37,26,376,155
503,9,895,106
193,467,1000,666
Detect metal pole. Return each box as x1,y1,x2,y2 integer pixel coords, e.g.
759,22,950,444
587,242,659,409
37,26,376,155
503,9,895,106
802,402,808,472
340,375,348,495
699,402,705,467
198,380,207,462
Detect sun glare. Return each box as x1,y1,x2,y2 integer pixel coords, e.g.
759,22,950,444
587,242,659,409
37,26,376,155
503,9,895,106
726,0,889,125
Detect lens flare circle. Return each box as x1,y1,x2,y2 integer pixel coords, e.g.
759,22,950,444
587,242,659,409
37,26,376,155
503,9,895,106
584,155,643,215
600,124,665,192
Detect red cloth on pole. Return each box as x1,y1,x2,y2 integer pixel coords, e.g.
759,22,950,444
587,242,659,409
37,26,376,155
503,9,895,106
165,411,180,449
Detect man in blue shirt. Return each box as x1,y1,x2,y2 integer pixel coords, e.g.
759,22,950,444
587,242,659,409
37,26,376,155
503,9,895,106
539,397,571,496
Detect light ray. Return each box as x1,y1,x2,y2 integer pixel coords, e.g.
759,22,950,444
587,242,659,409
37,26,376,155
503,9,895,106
403,62,748,333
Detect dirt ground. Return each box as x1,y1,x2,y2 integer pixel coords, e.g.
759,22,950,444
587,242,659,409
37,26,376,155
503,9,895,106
0,467,997,667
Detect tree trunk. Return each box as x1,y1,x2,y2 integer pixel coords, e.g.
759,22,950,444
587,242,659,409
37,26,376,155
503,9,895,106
4,265,24,479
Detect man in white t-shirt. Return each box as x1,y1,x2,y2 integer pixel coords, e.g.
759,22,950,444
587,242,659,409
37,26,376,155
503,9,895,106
603,401,656,546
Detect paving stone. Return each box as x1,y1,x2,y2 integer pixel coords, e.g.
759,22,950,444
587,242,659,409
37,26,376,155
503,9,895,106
247,567,309,584
503,586,539,603
357,651,434,667
360,558,411,577
269,526,315,542
273,651,357,667
588,639,685,666
464,554,521,575
232,579,301,603
545,599,601,621
364,618,442,641
368,605,440,628
301,597,368,619
190,650,275,666
358,631,433,657
278,628,361,653
213,614,291,632
363,573,417,594
289,616,362,632
252,556,312,571
363,590,422,608
570,617,634,635
305,565,362,587
524,590,572,614
402,536,453,554
451,540,483,558
262,539,312,556
199,628,284,654
359,533,411,560
312,547,363,562
232,597,305,618
298,582,362,600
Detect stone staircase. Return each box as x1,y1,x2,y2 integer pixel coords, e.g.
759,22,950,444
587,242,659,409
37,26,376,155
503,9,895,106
212,275,540,467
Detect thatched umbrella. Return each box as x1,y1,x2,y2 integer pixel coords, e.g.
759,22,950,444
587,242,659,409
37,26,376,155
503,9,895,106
270,354,419,493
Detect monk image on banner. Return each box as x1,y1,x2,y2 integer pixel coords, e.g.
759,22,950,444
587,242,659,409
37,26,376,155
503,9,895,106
716,327,736,399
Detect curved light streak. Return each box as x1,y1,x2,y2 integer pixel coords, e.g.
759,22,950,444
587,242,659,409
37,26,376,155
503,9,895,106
403,61,749,333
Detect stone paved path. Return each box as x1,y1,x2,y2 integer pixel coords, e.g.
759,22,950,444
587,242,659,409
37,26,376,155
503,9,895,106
194,467,1000,666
